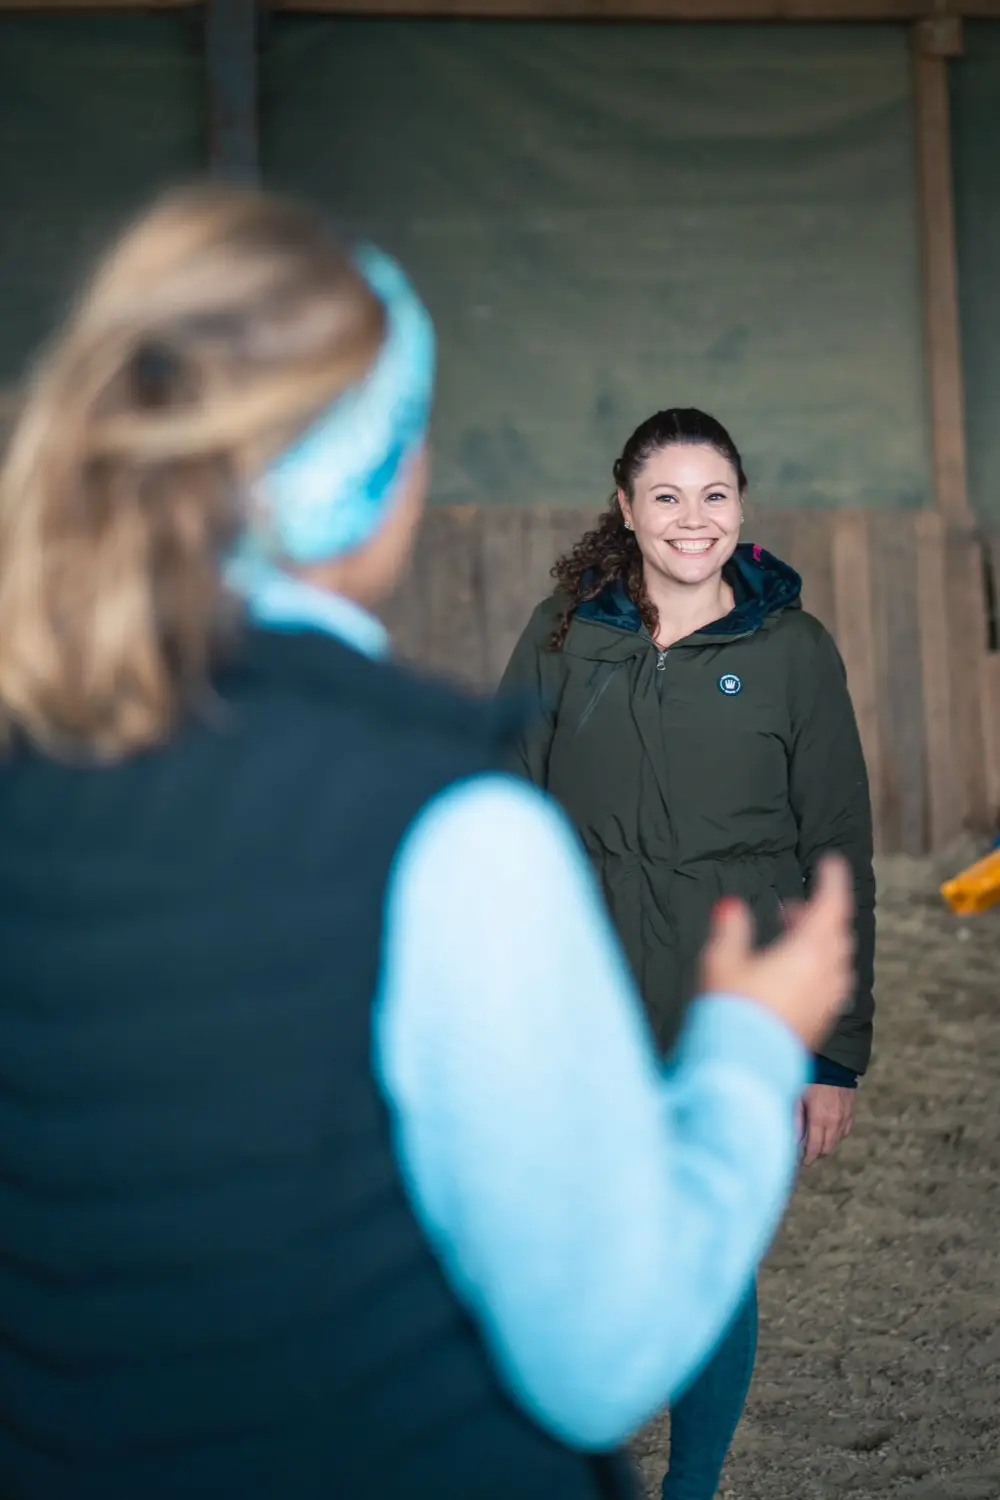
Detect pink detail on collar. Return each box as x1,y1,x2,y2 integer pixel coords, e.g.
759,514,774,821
752,544,763,563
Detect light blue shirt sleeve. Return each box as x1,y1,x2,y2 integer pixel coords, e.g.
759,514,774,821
374,773,809,1452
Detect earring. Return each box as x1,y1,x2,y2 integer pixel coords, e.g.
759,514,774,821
624,521,633,531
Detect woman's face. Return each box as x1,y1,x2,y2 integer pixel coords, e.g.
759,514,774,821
619,442,743,589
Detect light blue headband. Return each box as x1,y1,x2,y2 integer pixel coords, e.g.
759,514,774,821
228,245,436,591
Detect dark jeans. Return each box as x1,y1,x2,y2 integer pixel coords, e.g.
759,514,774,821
661,1284,759,1500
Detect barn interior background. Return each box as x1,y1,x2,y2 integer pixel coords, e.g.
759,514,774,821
0,0,998,856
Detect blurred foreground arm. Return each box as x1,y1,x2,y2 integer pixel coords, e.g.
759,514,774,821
375,777,851,1451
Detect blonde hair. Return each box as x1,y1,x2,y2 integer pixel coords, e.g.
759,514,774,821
0,185,384,759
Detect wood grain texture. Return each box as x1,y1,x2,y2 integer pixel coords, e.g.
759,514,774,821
915,509,962,848
383,506,995,852
979,656,1000,832
831,511,885,853
787,510,836,638
869,513,927,855
7,0,1000,14
268,0,1000,16
943,520,990,831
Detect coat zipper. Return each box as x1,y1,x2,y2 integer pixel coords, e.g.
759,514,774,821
654,625,755,670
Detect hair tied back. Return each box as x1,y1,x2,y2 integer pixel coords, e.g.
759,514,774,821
130,341,187,411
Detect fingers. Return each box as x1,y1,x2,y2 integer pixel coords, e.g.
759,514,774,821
802,1134,823,1168
781,899,806,933
701,897,754,992
700,862,854,1049
803,854,854,935
801,1091,856,1167
709,897,754,954
803,1117,834,1168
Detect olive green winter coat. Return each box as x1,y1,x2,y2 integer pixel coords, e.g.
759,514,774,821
499,543,875,1074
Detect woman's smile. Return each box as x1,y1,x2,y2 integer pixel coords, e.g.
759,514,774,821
666,537,717,555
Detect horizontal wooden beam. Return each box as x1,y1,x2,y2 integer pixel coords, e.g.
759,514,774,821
3,0,1000,16
0,0,192,8
274,0,1000,14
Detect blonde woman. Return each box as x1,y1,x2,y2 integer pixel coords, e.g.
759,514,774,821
0,188,853,1500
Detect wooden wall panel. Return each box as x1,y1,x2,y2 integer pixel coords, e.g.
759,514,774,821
944,521,990,830
830,511,885,852
382,506,999,854
870,512,927,855
915,511,967,848
786,511,837,638
478,509,532,684
6,0,1000,13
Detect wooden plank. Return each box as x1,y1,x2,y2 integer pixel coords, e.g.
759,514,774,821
205,0,259,184
915,508,962,849
7,0,1000,14
267,0,1000,16
912,21,971,521
785,510,836,638
943,521,990,832
0,0,191,7
869,512,927,855
977,531,1000,829
479,509,530,685
418,506,489,686
389,504,979,856
549,508,594,583
830,511,884,853
521,510,563,622
979,655,1000,834
743,511,795,573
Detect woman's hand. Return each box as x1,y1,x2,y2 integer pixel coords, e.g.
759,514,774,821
799,1084,856,1167
700,855,855,1052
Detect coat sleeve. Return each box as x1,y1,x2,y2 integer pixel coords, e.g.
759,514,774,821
496,600,564,789
787,621,877,1077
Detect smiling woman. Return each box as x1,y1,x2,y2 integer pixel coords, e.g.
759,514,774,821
499,406,877,1500
615,410,745,639
547,409,751,651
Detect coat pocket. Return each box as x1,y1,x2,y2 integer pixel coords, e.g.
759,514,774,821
573,662,622,738
751,885,786,949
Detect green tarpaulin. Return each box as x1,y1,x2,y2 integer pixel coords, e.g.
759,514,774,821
264,20,930,511
0,16,202,384
952,23,1000,522
0,17,948,514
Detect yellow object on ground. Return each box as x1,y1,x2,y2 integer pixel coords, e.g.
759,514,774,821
940,847,1000,915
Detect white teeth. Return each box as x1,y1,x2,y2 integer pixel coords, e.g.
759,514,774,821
669,540,715,554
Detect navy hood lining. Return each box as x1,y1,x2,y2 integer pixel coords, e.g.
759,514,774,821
574,543,802,640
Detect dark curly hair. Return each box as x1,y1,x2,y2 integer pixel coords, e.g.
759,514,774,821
549,408,748,649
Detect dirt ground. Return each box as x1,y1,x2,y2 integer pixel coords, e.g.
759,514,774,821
632,856,1000,1500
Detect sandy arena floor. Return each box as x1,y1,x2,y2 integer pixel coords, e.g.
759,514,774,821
632,859,1000,1500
